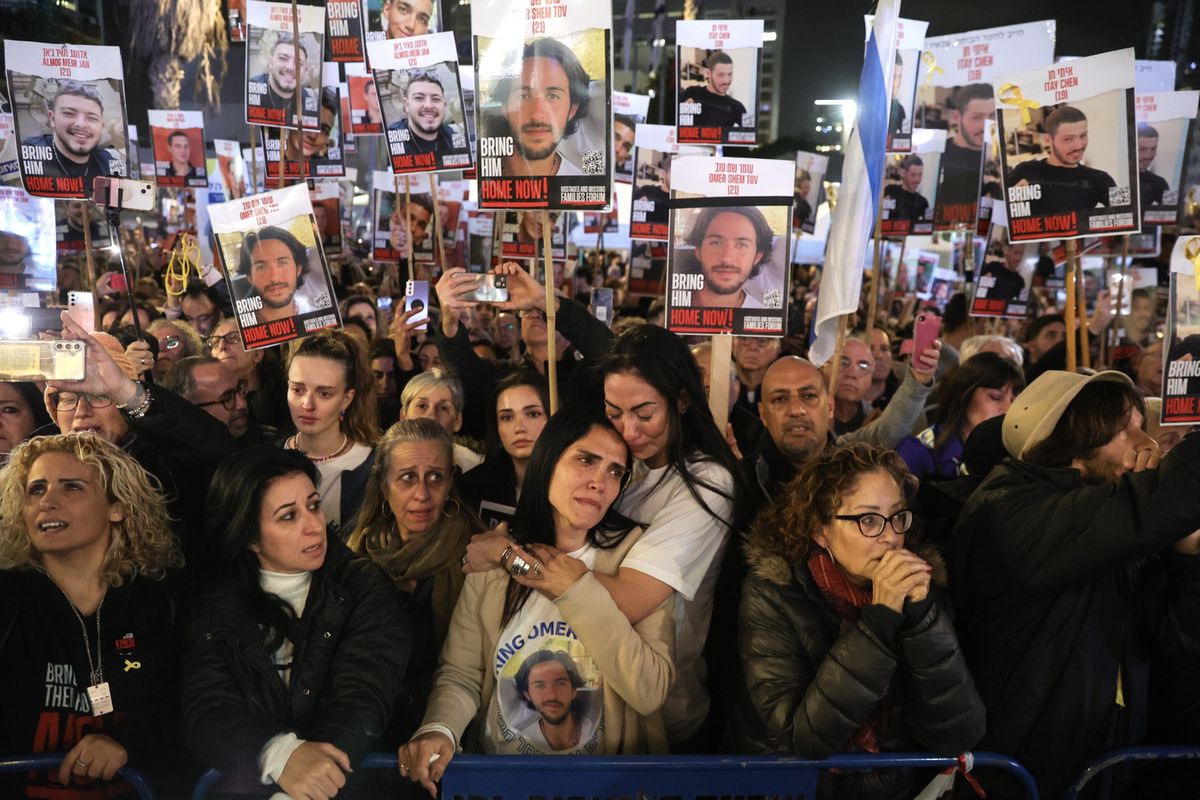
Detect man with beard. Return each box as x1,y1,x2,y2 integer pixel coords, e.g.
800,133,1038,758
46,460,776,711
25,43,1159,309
979,241,1028,306
161,355,277,445
613,114,635,177
382,0,433,38
164,130,201,182
387,70,464,158
388,193,434,253
248,33,317,126
514,652,587,751
283,87,338,164
1008,106,1117,216
935,83,992,224
883,154,930,224
683,206,774,309
21,81,124,181
491,38,591,177
236,226,316,324
946,371,1200,799
1137,123,1170,206
679,51,749,130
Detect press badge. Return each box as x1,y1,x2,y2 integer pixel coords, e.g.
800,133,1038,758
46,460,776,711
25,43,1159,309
87,682,114,715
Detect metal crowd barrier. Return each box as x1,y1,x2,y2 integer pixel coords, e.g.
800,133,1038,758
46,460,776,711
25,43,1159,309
0,753,157,800
1061,745,1200,800
193,750,1039,800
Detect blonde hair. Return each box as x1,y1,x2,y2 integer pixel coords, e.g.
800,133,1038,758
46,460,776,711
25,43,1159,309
0,434,182,586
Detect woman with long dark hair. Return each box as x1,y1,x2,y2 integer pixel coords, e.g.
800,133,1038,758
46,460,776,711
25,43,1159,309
399,406,674,795
457,370,551,524
180,446,408,798
896,352,1025,481
0,381,53,460
284,329,380,535
464,324,742,748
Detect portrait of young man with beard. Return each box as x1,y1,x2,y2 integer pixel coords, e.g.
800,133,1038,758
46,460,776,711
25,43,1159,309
247,32,319,127
1007,105,1117,217
680,206,775,310
20,81,124,183
387,69,467,163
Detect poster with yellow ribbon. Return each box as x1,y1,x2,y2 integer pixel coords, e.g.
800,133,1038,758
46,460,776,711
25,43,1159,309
1162,236,1200,424
995,47,1139,244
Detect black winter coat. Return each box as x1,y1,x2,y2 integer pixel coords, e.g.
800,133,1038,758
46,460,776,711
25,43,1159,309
179,541,410,793
733,539,985,800
947,432,1200,799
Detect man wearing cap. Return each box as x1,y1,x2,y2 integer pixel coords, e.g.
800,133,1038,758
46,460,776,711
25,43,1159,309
947,370,1200,798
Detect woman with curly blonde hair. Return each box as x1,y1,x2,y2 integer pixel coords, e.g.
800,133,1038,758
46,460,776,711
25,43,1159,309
732,442,984,800
0,433,182,798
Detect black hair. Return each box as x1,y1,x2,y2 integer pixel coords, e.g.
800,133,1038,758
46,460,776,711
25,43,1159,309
500,404,636,626
931,352,1026,448
491,37,592,138
704,51,733,70
614,113,636,130
950,83,993,111
344,317,372,340
108,324,160,360
684,206,775,279
6,382,54,438
942,292,969,333
482,370,551,493
369,337,398,361
1023,313,1065,344
205,446,321,650
899,154,924,171
1045,105,1087,137
167,130,189,144
1137,123,1160,140
320,86,338,117
236,225,309,288
597,325,746,529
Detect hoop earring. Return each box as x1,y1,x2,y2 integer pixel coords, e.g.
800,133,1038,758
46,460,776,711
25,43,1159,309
442,498,461,518
381,500,393,519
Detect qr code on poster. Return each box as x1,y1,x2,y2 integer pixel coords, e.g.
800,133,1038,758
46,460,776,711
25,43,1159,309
582,150,605,175
1109,185,1131,206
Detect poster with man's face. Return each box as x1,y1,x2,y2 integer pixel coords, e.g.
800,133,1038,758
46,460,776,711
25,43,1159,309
473,0,613,211
676,20,762,146
971,218,1033,319
436,178,469,252
214,139,247,203
364,0,442,46
210,182,340,349
497,210,566,261
882,129,944,237
5,41,130,198
265,63,346,186
629,123,708,242
148,109,208,189
666,156,792,336
325,0,367,62
1134,91,1198,227
310,180,343,255
346,62,384,135
0,185,56,291
996,48,1140,243
918,20,1057,232
465,209,496,272
0,99,19,181
245,1,325,130
372,169,435,263
793,151,828,235
612,91,648,184
339,85,357,153
368,33,472,174
1162,236,1200,424
863,16,928,153
627,241,667,297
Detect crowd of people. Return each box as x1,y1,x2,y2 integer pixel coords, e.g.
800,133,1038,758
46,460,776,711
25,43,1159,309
0,242,1198,800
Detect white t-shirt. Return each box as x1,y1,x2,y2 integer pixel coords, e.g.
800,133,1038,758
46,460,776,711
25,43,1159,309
616,457,734,743
314,442,372,532
487,546,605,755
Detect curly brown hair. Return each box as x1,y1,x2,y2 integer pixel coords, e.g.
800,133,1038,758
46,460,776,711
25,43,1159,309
747,442,917,563
0,433,182,586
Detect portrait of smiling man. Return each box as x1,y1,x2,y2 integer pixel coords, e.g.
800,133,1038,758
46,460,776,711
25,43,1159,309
387,69,464,158
1007,105,1117,216
236,226,316,324
22,81,124,181
681,205,775,309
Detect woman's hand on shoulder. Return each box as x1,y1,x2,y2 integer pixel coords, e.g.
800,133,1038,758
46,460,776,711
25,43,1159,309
462,522,514,573
515,543,588,600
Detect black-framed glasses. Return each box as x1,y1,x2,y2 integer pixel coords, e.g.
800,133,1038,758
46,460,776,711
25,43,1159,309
834,510,913,538
48,392,113,411
518,309,546,321
205,331,242,350
196,380,248,411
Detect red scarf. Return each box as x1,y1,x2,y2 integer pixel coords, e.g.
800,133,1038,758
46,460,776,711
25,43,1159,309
806,547,885,754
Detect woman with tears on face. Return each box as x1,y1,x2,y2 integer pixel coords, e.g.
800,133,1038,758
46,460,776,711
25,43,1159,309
397,405,675,797
180,446,408,799
732,443,984,800
0,434,182,799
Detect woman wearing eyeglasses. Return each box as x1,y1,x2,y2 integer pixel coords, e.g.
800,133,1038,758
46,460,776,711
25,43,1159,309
147,319,204,379
732,442,983,799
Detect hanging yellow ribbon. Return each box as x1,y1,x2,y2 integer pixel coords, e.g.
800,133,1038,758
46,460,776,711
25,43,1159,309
998,83,1042,125
920,52,944,89
1184,237,1200,292
164,233,202,297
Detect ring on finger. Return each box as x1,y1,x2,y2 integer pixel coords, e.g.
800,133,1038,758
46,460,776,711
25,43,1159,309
75,759,90,768
508,554,531,578
531,559,543,577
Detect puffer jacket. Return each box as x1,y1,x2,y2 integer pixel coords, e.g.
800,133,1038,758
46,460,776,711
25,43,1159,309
179,539,411,793
733,535,985,800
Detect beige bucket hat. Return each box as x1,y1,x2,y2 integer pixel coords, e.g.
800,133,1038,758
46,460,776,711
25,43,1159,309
1003,370,1134,459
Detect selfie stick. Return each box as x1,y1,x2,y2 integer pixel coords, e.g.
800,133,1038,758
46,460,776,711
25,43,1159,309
542,211,559,414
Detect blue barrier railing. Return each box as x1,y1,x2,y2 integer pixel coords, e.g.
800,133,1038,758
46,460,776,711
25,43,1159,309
1061,745,1200,800
0,753,157,800
193,751,1038,800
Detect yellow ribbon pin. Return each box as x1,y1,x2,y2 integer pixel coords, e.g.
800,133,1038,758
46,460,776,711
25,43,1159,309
920,52,944,88
998,83,1042,125
123,659,142,672
1184,237,1200,292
